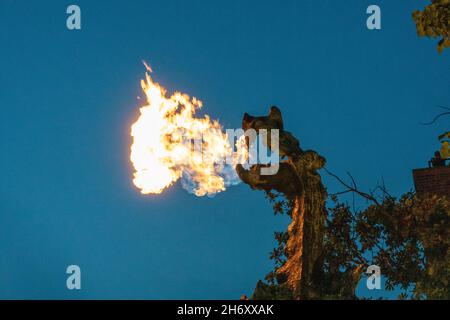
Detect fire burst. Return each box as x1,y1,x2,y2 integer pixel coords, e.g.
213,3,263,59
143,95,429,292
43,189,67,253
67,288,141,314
130,66,245,197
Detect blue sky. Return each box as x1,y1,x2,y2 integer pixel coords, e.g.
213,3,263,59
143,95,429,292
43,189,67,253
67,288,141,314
0,0,448,299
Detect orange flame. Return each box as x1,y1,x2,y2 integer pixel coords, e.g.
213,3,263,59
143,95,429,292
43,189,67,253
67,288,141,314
130,68,246,196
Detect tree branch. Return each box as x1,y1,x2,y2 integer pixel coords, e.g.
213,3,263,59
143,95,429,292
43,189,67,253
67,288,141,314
420,105,450,125
324,168,381,207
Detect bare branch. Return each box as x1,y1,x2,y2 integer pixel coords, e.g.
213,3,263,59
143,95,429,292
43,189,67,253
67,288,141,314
420,105,450,125
324,168,381,207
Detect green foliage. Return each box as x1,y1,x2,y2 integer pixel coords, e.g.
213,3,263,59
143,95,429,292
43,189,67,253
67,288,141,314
325,192,449,299
253,191,450,299
361,193,449,299
252,279,294,300
412,0,450,53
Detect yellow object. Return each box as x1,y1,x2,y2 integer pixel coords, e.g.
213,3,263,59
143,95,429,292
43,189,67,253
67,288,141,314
441,141,450,159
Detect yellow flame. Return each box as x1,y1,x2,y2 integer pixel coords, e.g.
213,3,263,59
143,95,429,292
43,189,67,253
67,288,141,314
130,69,246,196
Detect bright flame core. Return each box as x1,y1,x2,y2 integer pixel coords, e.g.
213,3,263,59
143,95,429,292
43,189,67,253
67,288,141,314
130,71,245,197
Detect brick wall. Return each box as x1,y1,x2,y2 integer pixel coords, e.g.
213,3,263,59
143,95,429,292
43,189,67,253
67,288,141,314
413,166,450,197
